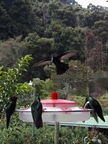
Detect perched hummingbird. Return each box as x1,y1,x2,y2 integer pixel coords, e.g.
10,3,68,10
6,96,17,128
33,50,77,75
31,97,43,128
84,96,105,123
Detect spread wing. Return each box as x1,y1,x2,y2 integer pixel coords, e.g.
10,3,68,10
33,59,51,67
58,50,77,60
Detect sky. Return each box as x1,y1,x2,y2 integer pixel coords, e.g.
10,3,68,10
76,0,108,8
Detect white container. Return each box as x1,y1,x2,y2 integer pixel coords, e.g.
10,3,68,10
17,92,90,122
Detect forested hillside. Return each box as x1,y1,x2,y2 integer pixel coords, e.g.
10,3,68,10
1,1,108,143
0,0,108,81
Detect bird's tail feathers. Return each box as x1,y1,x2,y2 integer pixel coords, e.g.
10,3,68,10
6,115,10,129
98,114,105,122
91,111,98,123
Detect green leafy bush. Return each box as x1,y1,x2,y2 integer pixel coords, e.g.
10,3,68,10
0,114,108,144
0,55,33,118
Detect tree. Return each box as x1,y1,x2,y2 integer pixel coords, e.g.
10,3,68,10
93,20,108,43
0,0,36,40
53,5,77,27
0,36,26,68
25,33,54,59
60,0,77,5
83,4,105,28
52,24,84,57
0,4,12,40
32,78,57,99
51,60,94,97
24,33,54,79
85,29,107,72
85,29,95,50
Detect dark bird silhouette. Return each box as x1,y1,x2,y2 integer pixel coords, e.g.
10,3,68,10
33,50,77,75
6,96,17,128
84,96,105,123
31,97,43,128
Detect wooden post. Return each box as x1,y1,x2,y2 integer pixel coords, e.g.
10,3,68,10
55,122,59,144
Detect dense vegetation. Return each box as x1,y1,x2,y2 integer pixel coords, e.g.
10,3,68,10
0,0,108,79
0,0,108,143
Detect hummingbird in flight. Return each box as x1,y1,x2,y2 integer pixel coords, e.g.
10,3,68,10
33,50,77,75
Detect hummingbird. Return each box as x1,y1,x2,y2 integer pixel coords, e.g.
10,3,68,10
31,97,43,128
6,96,17,128
33,50,77,75
84,96,105,123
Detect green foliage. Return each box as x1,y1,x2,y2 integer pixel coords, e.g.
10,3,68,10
53,26,84,54
59,0,77,5
53,6,77,27
24,32,54,79
32,78,57,99
83,4,105,28
0,0,108,80
0,1,108,143
0,0,35,40
85,29,107,72
0,115,108,144
17,82,34,107
0,115,55,144
84,129,108,144
0,55,32,116
93,20,108,43
51,60,94,98
44,64,56,77
25,33,54,59
0,4,11,40
59,126,87,144
0,36,26,68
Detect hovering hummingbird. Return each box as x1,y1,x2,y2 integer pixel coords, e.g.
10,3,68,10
33,50,77,75
84,96,105,123
31,97,43,128
6,96,17,128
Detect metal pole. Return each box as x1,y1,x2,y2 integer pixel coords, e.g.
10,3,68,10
55,122,59,144
32,83,36,136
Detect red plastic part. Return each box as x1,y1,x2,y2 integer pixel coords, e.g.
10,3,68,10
41,99,77,104
51,92,58,99
41,91,77,104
